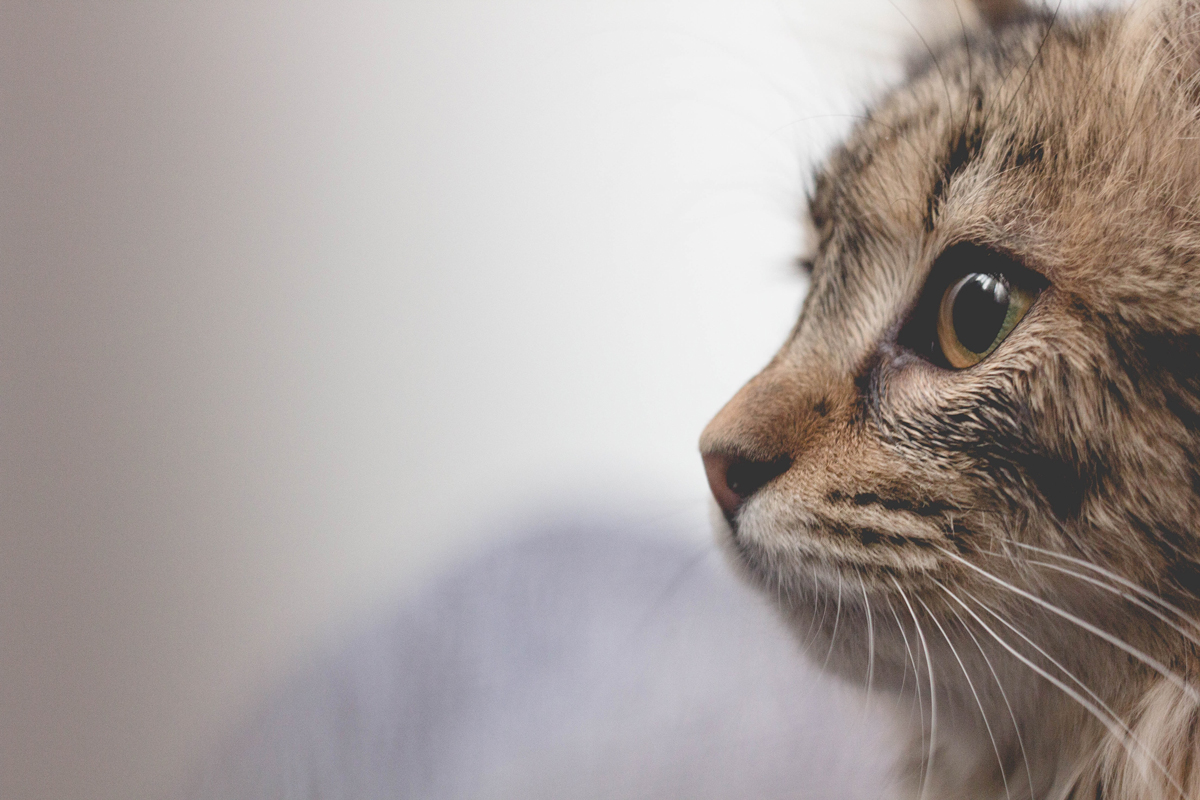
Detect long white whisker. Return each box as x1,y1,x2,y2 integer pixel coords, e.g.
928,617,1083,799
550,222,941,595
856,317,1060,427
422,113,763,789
1024,558,1200,651
940,581,1188,799
894,579,937,800
886,594,924,774
1011,541,1200,635
793,573,820,652
961,586,1127,726
859,573,875,714
823,573,844,672
935,546,1200,702
935,584,1141,773
806,585,832,652
976,544,1200,651
916,594,1011,800
943,595,1036,800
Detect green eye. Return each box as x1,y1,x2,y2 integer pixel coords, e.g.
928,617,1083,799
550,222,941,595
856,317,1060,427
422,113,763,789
936,272,1035,369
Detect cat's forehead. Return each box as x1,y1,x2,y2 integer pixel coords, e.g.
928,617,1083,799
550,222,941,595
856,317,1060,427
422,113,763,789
808,13,1118,288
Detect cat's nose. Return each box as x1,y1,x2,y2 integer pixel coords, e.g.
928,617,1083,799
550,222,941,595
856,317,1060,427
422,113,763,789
702,450,793,519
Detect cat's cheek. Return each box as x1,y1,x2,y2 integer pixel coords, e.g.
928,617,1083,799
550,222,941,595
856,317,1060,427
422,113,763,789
874,352,963,426
880,364,942,411
877,349,1015,441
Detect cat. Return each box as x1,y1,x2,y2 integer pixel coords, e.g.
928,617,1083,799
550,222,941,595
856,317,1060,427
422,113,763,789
699,0,1200,798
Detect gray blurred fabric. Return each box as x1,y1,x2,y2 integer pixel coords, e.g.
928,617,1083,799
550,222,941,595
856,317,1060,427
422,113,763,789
179,517,901,799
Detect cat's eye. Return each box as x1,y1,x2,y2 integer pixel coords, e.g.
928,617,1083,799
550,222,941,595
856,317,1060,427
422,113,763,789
936,272,1035,368
898,243,1045,369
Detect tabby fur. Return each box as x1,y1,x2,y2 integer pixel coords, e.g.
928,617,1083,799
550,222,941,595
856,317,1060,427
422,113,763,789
700,1,1200,797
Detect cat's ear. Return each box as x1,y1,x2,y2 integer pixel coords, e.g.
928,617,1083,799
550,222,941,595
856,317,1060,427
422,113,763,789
970,0,1032,29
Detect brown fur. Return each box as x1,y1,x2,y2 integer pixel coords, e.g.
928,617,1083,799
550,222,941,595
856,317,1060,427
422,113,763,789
700,1,1200,797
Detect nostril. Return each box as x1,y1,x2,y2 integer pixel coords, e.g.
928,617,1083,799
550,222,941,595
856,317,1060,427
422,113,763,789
701,450,793,519
726,455,793,499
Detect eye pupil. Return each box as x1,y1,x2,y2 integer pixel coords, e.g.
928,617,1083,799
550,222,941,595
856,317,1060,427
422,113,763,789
950,274,1010,354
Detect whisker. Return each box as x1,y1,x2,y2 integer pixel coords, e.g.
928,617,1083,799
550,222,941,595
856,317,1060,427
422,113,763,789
943,595,1036,800
1024,558,1200,651
952,583,1188,799
977,543,1200,650
800,583,827,653
859,573,875,714
815,581,833,644
886,594,925,770
916,594,1011,800
1011,541,1200,636
962,586,1125,723
886,0,953,114
991,0,1064,126
935,546,1200,703
894,579,937,800
952,0,972,101
933,581,1188,799
822,573,844,672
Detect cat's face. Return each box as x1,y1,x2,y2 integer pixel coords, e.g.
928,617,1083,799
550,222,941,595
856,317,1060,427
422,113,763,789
701,0,1200,700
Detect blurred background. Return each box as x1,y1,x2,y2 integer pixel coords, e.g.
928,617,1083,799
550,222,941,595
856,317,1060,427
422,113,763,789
0,1,1086,798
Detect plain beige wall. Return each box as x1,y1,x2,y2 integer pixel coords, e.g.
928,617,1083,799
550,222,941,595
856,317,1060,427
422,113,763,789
0,1,1043,798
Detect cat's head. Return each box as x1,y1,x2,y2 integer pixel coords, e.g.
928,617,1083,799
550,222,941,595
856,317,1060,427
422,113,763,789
700,0,1200,706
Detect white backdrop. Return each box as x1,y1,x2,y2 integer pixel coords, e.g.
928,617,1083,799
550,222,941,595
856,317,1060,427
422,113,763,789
0,2,1099,798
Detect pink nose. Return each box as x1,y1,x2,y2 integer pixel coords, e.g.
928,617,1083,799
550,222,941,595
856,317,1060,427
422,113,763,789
701,451,792,520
